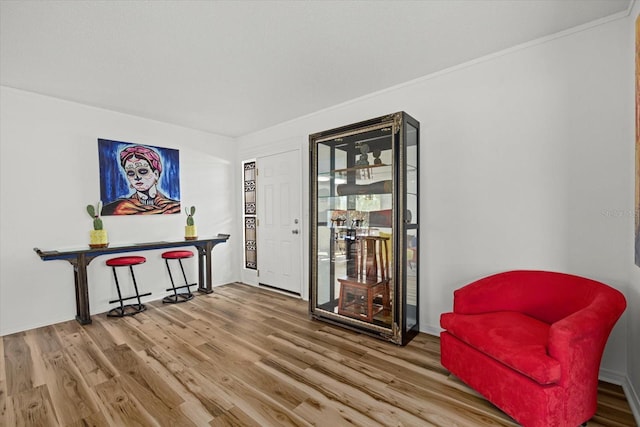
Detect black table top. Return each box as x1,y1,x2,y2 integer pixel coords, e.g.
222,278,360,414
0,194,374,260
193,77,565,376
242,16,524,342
34,234,230,261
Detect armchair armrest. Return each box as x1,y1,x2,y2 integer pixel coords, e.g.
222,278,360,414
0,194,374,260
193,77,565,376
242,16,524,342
546,293,625,415
548,291,626,361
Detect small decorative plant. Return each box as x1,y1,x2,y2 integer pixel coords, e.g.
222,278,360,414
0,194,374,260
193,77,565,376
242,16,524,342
86,202,103,230
185,206,196,226
86,201,108,247
185,206,197,240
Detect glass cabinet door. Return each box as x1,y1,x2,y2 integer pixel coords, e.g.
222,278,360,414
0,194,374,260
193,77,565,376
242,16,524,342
309,112,419,345
402,117,420,339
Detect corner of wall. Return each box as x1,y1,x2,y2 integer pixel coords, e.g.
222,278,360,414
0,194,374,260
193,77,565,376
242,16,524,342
623,374,640,425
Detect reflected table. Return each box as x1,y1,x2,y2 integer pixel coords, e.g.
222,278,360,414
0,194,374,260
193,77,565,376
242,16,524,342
34,234,230,325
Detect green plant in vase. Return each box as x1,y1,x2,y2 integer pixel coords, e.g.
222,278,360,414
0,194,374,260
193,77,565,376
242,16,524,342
87,201,108,248
185,206,197,240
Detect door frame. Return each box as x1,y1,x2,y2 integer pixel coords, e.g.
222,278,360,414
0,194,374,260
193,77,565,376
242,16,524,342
255,148,304,297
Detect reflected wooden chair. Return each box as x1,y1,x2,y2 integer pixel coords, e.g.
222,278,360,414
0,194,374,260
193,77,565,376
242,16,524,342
337,235,391,322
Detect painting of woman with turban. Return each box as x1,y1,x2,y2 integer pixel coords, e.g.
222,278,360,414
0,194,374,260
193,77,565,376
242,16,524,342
98,139,181,215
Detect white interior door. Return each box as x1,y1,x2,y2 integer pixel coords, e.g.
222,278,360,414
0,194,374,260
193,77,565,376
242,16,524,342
257,149,302,295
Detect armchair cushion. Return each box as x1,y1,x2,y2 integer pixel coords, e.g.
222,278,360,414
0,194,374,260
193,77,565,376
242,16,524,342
440,311,560,384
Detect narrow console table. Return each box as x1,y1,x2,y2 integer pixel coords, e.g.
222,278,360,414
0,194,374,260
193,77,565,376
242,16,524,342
34,234,230,325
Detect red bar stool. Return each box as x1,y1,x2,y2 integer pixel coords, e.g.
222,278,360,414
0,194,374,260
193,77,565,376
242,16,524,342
105,256,151,317
161,250,196,303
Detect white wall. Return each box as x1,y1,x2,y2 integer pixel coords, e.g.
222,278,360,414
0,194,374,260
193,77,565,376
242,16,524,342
0,87,239,335
626,2,640,422
237,15,633,380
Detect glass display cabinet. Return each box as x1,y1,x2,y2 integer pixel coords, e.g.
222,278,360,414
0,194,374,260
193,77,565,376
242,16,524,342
309,112,419,345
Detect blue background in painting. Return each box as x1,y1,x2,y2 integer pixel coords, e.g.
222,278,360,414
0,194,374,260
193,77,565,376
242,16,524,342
98,139,181,206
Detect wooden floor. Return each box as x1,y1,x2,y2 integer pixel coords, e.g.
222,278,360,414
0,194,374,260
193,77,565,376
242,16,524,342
1,282,637,426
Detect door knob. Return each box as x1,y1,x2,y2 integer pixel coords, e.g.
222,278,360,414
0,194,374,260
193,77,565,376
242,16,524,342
292,229,299,234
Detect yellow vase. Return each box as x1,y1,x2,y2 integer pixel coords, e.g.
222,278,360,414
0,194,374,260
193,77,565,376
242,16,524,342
89,229,108,248
185,225,197,240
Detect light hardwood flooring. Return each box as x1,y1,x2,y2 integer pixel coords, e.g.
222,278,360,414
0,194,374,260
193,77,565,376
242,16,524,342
1,282,637,426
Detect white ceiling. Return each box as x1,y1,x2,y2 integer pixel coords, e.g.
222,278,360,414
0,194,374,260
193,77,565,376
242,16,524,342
0,0,632,138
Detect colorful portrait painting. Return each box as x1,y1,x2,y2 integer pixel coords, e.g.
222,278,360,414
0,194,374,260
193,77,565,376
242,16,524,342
98,139,181,215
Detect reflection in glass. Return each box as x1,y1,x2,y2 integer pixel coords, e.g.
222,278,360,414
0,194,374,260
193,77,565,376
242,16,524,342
405,123,419,332
315,128,394,328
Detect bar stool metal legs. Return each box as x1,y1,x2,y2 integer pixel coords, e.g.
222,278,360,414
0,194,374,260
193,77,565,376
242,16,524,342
106,256,151,317
161,250,196,304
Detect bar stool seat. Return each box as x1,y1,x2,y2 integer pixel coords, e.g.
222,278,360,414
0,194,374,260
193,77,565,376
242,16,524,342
106,256,146,267
161,250,196,304
162,250,194,260
105,256,151,317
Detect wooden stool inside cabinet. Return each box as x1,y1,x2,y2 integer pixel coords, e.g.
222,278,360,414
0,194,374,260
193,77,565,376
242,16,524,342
337,235,391,322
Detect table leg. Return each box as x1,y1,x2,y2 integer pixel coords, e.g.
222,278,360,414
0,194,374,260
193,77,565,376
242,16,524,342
69,254,92,325
205,241,213,291
197,243,213,294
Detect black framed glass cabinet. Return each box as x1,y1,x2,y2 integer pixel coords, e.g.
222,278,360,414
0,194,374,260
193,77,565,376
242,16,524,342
309,112,419,345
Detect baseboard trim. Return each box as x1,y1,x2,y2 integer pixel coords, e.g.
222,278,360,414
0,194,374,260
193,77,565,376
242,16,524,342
258,282,302,297
421,325,442,337
598,367,640,424
622,374,640,426
599,367,627,386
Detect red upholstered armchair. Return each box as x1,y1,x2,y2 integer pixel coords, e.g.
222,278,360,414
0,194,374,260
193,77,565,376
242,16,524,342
440,270,626,427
